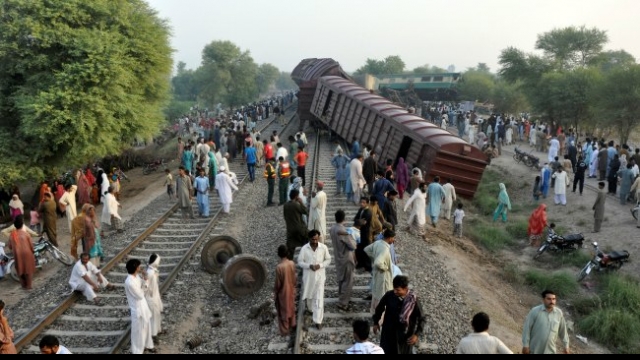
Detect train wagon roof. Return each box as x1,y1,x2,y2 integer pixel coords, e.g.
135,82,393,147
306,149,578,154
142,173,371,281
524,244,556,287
319,76,487,163
291,58,351,84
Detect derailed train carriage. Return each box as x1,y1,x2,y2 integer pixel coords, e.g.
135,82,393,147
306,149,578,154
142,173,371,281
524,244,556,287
309,76,488,198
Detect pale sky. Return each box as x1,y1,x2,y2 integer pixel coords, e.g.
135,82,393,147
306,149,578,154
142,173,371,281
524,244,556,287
147,0,640,74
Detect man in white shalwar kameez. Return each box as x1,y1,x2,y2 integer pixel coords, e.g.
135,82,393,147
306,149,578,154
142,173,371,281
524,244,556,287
548,137,560,163
145,254,164,338
215,166,238,214
590,146,599,178
442,179,457,221
350,156,366,206
297,230,331,330
69,253,113,305
404,182,427,238
101,188,123,232
308,181,328,243
125,259,155,354
552,167,570,206
59,184,78,232
364,229,394,312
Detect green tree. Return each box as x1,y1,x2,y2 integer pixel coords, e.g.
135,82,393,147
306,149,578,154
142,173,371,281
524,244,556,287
593,65,640,145
255,63,280,95
199,40,259,108
412,64,447,74
172,61,200,102
589,50,636,72
355,55,406,75
0,0,173,187
535,26,608,69
476,63,491,73
275,71,298,91
458,71,495,102
490,81,528,115
383,55,406,74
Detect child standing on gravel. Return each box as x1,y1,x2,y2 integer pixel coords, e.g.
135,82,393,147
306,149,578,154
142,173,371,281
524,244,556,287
453,202,465,238
164,169,175,200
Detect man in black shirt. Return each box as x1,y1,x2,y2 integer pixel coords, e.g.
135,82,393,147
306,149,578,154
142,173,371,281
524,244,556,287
573,156,589,195
354,197,372,273
373,275,425,355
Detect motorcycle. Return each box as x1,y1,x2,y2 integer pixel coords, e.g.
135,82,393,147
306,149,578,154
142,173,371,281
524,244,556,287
6,235,74,283
534,231,585,259
513,147,540,170
577,242,630,282
142,159,167,175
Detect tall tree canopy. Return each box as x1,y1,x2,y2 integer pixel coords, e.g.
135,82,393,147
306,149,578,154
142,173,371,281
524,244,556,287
535,26,608,69
170,41,287,110
498,26,638,143
412,64,447,74
355,55,406,75
0,0,173,187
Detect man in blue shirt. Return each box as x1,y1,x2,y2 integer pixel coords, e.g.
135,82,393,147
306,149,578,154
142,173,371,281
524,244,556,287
351,137,360,160
194,169,210,217
244,141,257,182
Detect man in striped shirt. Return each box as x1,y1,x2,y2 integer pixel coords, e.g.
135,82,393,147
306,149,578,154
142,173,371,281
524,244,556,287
346,320,385,354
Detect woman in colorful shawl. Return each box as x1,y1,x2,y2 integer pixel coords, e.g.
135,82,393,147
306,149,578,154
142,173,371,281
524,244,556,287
395,158,410,200
76,169,91,208
83,205,104,267
492,183,511,223
527,204,548,247
208,149,218,187
85,168,96,187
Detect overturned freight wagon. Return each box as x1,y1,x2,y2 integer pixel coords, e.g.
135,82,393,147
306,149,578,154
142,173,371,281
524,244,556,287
310,76,488,199
291,58,351,130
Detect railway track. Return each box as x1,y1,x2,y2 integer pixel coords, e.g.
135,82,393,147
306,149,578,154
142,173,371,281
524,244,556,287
15,105,298,355
265,131,411,354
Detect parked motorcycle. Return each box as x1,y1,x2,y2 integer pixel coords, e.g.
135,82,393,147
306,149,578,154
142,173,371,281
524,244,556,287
534,232,585,259
577,242,630,282
513,147,540,170
6,235,74,282
142,159,167,175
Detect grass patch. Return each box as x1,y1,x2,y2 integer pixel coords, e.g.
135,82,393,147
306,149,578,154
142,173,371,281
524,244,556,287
574,275,640,352
576,219,587,227
549,250,593,269
506,220,529,239
523,269,579,297
467,224,514,252
503,263,525,285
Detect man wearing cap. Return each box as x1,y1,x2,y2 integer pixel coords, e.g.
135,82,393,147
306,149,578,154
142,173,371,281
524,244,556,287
592,182,606,233
309,181,328,243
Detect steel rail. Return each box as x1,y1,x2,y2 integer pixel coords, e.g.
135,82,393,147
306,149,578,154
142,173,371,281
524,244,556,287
14,102,298,354
109,105,300,354
293,128,322,354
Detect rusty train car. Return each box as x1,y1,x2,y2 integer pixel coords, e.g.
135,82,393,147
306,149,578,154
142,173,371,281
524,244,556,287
309,76,488,198
291,58,351,130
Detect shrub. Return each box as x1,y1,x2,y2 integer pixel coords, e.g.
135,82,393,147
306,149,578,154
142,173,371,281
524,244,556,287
600,275,640,317
468,224,514,252
503,263,525,285
578,309,640,353
523,270,579,297
550,251,593,269
506,220,529,239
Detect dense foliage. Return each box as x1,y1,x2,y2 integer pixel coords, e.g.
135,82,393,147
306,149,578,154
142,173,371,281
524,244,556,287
170,41,287,110
498,26,639,142
0,0,173,186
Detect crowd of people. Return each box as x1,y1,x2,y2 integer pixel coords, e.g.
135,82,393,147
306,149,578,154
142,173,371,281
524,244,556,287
270,132,574,354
